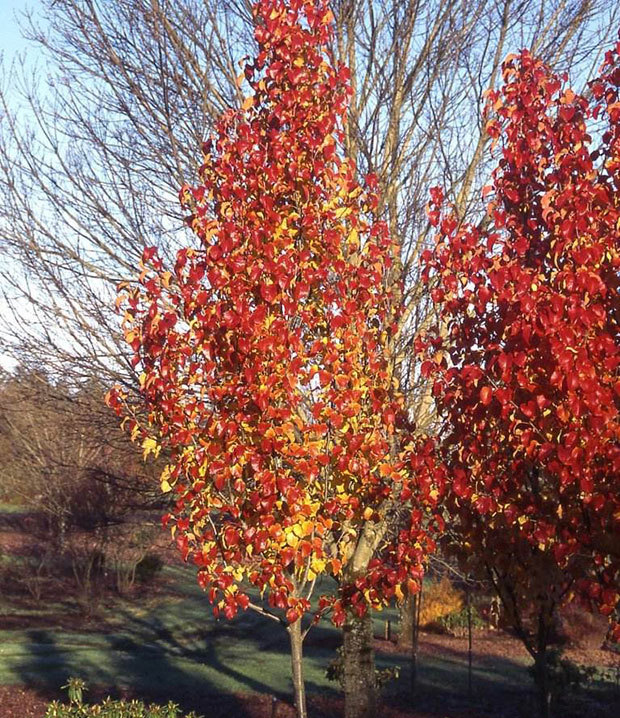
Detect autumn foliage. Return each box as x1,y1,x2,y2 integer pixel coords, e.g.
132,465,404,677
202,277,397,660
107,0,440,629
421,43,620,636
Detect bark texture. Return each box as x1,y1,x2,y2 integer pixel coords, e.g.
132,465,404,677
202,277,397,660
343,610,377,718
288,620,307,718
533,650,551,718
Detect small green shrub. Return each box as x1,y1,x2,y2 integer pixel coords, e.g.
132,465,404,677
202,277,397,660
527,649,596,697
439,604,485,635
45,679,201,718
135,553,164,584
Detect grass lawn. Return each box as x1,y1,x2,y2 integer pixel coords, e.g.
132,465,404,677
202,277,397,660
1,507,617,717
0,562,534,712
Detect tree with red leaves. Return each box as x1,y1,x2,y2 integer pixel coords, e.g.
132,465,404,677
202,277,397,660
421,40,620,718
107,2,441,716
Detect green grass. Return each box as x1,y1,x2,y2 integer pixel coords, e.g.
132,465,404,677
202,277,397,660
0,566,346,715
0,563,529,705
2,510,617,717
0,501,28,514
2,559,618,718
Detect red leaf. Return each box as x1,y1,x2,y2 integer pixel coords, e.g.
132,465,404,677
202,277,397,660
260,282,278,303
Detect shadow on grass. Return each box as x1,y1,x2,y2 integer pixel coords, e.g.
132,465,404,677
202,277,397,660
10,620,619,718
380,643,620,718
386,652,532,718
7,560,617,718
10,598,343,716
108,603,341,706
12,623,248,716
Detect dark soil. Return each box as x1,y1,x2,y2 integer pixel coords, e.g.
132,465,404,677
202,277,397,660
0,685,500,718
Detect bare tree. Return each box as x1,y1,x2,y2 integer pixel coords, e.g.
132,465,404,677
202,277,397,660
1,1,614,395
0,0,254,388
0,368,162,606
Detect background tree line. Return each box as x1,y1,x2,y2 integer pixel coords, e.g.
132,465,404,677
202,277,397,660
0,369,165,607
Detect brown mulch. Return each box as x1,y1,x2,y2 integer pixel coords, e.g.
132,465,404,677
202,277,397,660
375,629,619,670
0,686,50,718
0,686,461,718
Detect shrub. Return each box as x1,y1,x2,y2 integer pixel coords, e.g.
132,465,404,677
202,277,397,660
419,577,464,628
440,604,485,636
45,678,201,718
135,553,164,585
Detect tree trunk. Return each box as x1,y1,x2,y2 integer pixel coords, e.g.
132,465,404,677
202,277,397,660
343,610,377,718
287,619,307,718
533,650,551,718
411,589,422,696
399,588,422,696
467,587,473,698
398,595,414,646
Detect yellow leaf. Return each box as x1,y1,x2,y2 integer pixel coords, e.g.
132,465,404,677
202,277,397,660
159,466,173,493
142,436,159,460
311,558,326,574
395,584,404,603
286,529,300,547
347,228,359,249
242,96,254,111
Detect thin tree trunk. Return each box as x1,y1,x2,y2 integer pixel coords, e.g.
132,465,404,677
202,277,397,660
287,619,307,718
398,584,422,698
533,649,551,718
467,586,473,698
410,589,422,697
398,595,414,647
343,610,377,718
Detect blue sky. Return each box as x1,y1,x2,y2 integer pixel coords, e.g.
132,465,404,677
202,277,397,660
0,0,42,64
0,1,45,372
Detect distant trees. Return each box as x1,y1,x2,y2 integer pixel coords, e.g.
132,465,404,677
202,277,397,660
0,369,162,607
422,40,620,717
